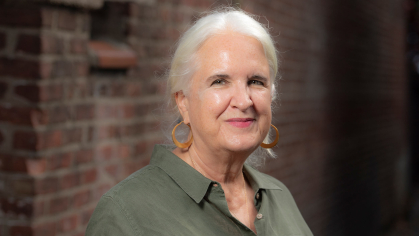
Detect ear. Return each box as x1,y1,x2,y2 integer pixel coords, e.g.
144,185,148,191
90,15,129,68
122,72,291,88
175,91,190,124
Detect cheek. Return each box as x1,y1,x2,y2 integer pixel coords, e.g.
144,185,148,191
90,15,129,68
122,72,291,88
201,90,230,116
252,91,272,118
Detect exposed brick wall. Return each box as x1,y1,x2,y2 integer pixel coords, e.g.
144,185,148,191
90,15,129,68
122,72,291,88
0,0,407,236
0,3,93,236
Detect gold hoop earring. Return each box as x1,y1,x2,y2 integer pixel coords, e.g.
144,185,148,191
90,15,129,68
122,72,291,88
172,121,193,148
260,124,279,148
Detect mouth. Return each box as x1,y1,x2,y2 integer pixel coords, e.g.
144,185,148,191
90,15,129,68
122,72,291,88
226,118,255,128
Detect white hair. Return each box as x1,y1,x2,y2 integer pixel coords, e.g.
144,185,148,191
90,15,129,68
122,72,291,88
164,8,279,167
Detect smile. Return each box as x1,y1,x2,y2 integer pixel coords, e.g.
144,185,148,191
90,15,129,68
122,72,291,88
226,118,255,128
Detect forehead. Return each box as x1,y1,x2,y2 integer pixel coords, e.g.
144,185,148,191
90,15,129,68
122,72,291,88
197,32,266,60
194,32,269,75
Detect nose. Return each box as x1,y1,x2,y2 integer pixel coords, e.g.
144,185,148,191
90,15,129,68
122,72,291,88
230,83,253,111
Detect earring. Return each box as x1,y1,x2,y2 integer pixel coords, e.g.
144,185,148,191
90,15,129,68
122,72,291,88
260,124,279,148
172,121,193,148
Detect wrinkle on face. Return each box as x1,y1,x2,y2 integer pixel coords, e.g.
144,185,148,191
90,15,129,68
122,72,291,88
183,32,272,154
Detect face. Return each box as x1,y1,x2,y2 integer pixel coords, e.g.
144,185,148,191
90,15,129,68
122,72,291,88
176,32,272,154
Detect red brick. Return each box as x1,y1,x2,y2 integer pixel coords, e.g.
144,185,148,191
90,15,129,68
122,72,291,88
134,103,154,117
0,105,44,126
57,10,77,31
46,152,73,171
95,145,114,160
134,142,148,156
121,104,135,118
16,34,41,54
10,225,33,236
75,104,95,120
118,144,131,159
89,125,118,141
110,81,126,97
33,222,56,236
126,82,142,97
70,38,88,54
105,164,118,177
10,177,35,195
129,3,157,19
40,61,52,79
35,176,59,194
75,61,89,77
41,8,54,28
75,149,94,165
0,155,46,175
65,128,83,144
49,196,69,214
96,104,117,119
32,199,46,217
67,81,91,99
13,131,37,150
41,35,65,54
61,172,80,190
57,214,78,233
80,168,97,184
13,106,65,127
45,106,70,124
0,81,7,98
0,58,40,79
14,84,64,102
51,60,75,78
13,130,62,151
0,32,6,50
1,197,33,217
0,8,42,27
73,189,90,208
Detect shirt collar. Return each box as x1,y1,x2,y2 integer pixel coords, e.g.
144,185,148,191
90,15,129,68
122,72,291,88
150,145,212,204
150,145,282,204
243,164,283,191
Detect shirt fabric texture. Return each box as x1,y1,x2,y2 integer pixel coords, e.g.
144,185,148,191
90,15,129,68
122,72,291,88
86,145,313,236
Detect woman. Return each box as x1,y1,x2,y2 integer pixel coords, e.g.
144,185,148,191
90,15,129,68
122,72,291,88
86,9,313,236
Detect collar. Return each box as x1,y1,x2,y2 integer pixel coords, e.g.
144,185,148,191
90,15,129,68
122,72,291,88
150,145,282,203
243,164,283,191
150,145,212,203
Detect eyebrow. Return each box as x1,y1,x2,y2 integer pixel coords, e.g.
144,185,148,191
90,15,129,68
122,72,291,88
206,74,229,82
249,75,269,83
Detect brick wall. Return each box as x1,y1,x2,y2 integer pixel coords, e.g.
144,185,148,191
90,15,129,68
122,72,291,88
0,0,407,236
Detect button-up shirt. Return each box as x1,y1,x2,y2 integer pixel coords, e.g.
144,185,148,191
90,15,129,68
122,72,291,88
86,145,313,236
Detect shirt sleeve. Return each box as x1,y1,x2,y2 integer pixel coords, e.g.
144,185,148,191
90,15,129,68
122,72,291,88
85,195,138,236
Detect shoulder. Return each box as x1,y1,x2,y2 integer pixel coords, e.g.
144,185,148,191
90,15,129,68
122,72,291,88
103,164,163,199
86,164,176,235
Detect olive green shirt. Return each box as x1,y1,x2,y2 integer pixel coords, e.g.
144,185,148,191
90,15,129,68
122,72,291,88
86,145,313,236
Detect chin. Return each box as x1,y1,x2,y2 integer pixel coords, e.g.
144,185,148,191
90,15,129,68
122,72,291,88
224,140,260,155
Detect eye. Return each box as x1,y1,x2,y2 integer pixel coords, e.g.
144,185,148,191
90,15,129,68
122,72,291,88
211,79,227,86
249,80,264,86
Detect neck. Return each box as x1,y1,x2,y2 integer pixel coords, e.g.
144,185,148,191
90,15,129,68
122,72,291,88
188,143,247,185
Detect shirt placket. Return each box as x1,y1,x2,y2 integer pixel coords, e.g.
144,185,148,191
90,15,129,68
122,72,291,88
205,182,260,236
253,189,267,235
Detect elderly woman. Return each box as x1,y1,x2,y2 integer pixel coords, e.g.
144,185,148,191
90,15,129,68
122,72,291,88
86,9,313,236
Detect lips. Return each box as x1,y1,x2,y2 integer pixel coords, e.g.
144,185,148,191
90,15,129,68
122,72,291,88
226,118,255,128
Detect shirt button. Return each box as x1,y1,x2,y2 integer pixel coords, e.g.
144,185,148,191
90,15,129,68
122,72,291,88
256,193,260,199
256,213,263,219
213,183,218,187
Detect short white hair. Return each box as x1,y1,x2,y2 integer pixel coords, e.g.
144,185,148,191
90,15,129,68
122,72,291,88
164,8,279,166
